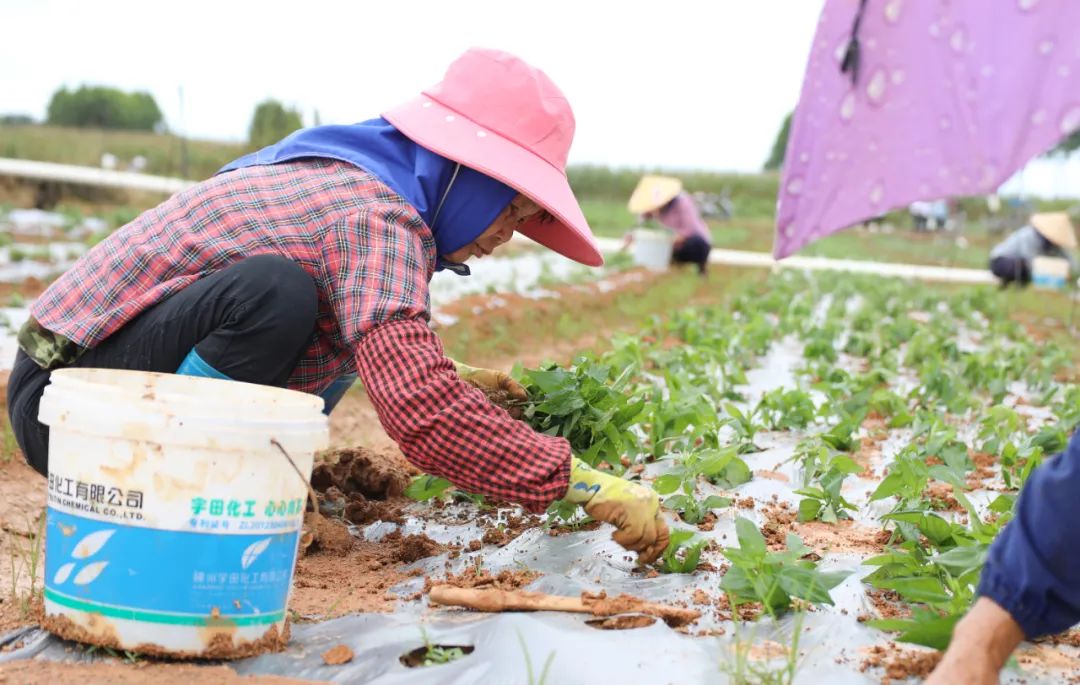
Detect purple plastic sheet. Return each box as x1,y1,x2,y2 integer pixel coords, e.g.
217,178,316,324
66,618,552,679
775,0,1080,258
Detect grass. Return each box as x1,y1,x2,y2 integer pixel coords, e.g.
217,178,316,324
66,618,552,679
720,608,806,685
0,417,20,463
517,630,555,685
0,124,244,181
8,513,45,619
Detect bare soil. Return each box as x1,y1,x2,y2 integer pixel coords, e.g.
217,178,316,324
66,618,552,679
859,643,943,684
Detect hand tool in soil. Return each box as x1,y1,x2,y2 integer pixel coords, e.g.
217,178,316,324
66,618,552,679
428,585,700,627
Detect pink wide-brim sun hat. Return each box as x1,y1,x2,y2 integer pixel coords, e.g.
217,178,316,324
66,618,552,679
383,48,603,267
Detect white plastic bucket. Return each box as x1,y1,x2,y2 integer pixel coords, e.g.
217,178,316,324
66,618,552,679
630,228,674,271
38,368,329,658
1032,256,1070,290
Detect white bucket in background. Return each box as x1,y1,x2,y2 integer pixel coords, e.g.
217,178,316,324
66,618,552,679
630,228,674,271
1032,256,1070,290
38,368,329,658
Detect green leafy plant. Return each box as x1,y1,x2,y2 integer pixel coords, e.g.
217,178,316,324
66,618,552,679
720,518,848,616
756,388,817,431
660,529,708,574
794,453,861,523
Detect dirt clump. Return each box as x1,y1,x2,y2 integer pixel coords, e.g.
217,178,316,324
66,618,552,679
481,527,511,547
735,497,756,509
312,447,411,501
923,482,962,512
424,567,540,593
761,501,796,550
714,593,763,621
966,451,998,489
859,643,942,684
382,530,442,564
585,614,656,630
863,589,912,620
321,644,355,665
300,512,354,556
292,528,442,617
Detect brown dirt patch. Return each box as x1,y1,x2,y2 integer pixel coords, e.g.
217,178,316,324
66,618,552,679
0,660,318,684
321,644,354,665
291,528,439,618
966,451,998,489
714,593,764,621
312,447,411,501
299,512,354,556
794,520,888,556
754,470,789,483
1036,628,1080,647
0,461,46,610
586,614,657,630
1016,643,1080,676
735,497,756,509
859,643,942,684
864,589,912,620
383,530,442,564
923,482,962,512
0,595,40,635
761,501,796,550
424,567,540,593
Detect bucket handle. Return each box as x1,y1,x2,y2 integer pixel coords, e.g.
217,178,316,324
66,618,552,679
271,438,322,522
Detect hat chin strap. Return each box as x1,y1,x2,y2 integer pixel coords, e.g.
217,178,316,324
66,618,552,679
432,163,472,276
431,163,462,232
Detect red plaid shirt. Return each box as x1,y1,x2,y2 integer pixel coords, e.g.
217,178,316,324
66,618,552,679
31,159,570,511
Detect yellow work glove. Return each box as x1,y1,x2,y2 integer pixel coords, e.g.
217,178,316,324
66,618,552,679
564,456,669,565
452,360,527,402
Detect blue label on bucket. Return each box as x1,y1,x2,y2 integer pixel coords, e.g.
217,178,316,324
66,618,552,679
45,507,299,626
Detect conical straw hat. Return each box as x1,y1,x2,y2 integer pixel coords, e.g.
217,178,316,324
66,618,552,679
1031,212,1077,249
628,175,683,214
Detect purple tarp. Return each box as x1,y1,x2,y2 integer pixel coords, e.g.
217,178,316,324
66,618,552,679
775,0,1080,258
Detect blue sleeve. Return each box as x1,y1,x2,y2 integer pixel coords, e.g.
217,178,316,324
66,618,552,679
978,430,1080,638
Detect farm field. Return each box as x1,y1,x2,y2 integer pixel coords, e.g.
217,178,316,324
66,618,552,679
3,268,1077,684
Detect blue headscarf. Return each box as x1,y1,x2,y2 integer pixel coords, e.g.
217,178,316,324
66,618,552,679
218,117,517,275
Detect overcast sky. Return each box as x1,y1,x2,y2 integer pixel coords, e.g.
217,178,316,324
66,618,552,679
2,0,826,173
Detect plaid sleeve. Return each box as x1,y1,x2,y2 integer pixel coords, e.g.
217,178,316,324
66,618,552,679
357,318,572,513
323,204,432,347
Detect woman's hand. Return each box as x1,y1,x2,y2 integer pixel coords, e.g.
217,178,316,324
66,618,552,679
452,360,527,401
927,598,1025,685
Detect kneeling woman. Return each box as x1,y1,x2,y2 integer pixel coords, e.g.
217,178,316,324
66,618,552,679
7,49,668,563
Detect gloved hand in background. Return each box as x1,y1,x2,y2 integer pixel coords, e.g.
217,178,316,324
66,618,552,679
564,456,669,565
452,359,527,402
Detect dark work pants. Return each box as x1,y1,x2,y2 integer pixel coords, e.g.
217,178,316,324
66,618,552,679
989,256,1031,287
7,255,318,476
672,235,711,275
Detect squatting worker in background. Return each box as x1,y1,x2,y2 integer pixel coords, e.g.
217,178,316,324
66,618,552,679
628,175,713,275
988,212,1078,287
6,49,669,564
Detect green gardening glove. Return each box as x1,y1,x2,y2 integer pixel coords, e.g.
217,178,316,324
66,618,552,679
452,359,527,402
565,456,669,565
